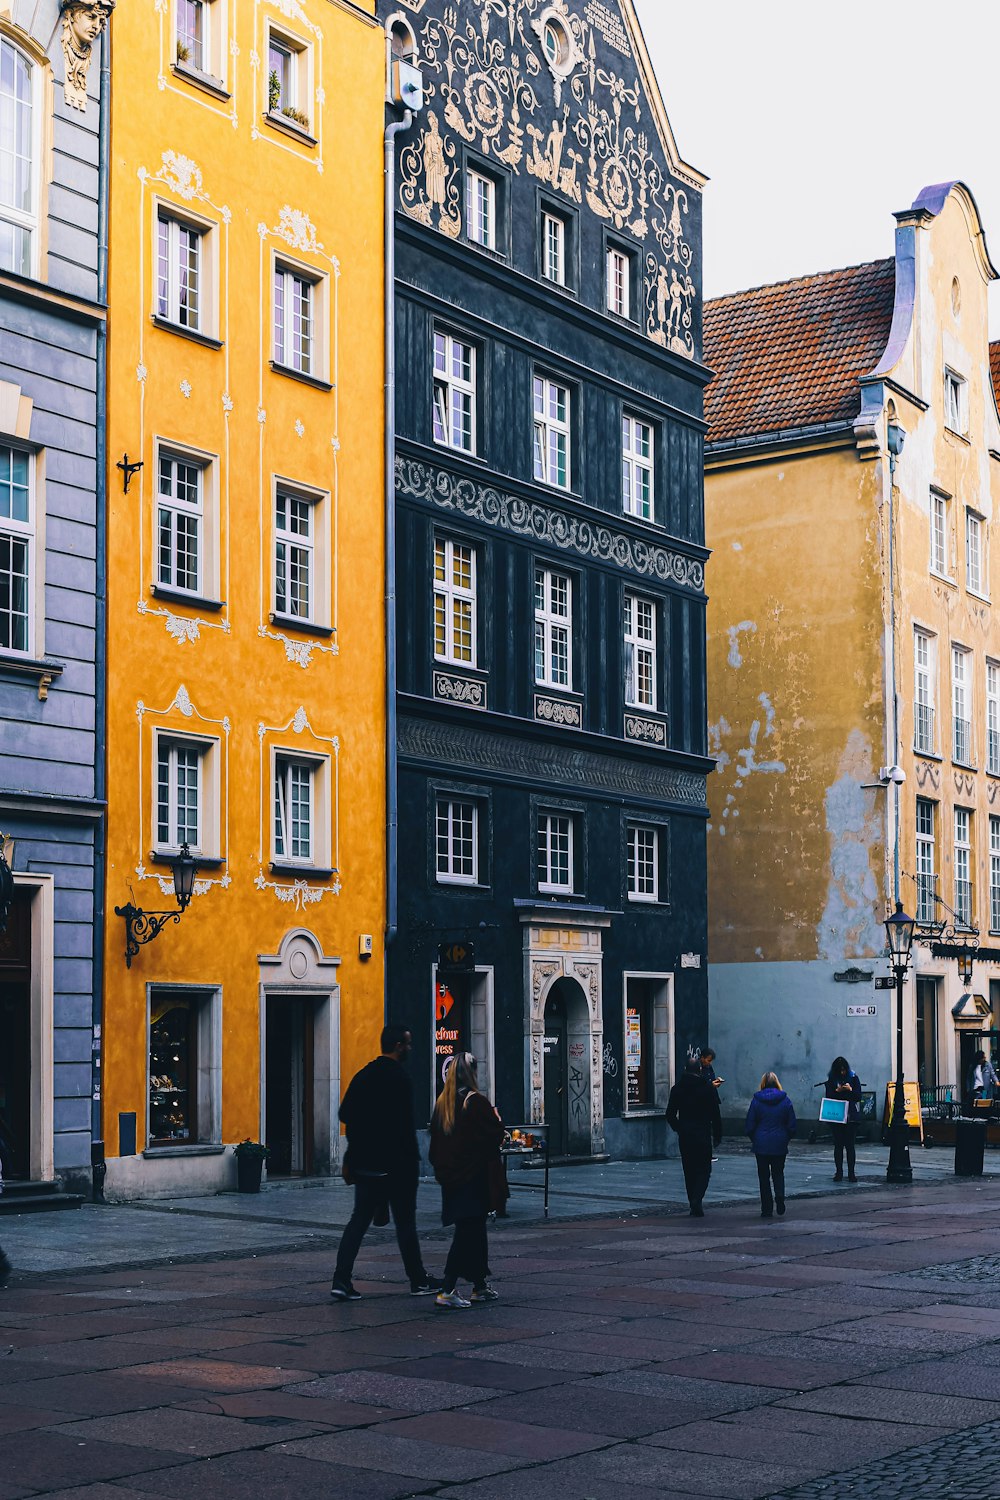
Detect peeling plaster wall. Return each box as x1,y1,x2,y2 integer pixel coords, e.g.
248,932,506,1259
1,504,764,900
705,445,886,967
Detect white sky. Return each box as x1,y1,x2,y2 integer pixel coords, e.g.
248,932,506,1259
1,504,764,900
635,0,1000,336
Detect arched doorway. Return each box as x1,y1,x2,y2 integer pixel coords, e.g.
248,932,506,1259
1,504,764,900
543,977,591,1157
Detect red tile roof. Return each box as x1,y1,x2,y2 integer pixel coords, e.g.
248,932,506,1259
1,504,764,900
990,340,1000,411
704,259,897,447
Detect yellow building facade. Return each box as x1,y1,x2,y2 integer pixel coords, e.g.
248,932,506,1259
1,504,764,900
703,183,1000,1125
103,0,386,1195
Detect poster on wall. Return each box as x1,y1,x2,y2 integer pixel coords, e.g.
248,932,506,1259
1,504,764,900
626,1007,642,1110
435,981,464,1085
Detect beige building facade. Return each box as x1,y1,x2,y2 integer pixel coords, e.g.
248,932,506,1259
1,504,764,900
704,181,1000,1125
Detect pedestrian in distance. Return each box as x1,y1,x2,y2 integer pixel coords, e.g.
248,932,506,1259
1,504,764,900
745,1071,796,1218
969,1049,999,1102
666,1058,722,1217
429,1052,508,1309
330,1024,440,1302
825,1056,862,1182
700,1047,723,1160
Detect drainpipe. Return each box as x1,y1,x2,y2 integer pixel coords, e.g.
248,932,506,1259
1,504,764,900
90,22,111,1200
383,108,412,1025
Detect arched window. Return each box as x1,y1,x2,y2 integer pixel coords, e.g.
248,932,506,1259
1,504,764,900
0,36,38,277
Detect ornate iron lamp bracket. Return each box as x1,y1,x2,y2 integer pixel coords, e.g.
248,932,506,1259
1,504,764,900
114,903,183,969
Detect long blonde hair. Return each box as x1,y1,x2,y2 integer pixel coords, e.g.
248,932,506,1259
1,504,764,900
760,1071,782,1091
434,1052,479,1134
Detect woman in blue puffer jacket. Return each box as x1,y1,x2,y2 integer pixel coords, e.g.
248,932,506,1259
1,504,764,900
745,1072,797,1219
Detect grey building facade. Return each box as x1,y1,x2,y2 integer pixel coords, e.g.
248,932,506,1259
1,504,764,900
0,0,110,1190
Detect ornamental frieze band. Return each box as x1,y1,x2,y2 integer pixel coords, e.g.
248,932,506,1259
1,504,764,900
396,455,706,593
400,715,708,808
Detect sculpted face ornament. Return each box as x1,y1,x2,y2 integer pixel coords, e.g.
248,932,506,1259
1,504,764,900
60,0,115,111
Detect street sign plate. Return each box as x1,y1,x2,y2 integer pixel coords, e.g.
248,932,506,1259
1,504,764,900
874,976,894,990
438,940,475,973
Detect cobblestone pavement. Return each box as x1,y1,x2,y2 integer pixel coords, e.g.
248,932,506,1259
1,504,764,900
2,1172,1000,1497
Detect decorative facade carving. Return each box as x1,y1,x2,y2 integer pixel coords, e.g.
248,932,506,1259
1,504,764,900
397,455,705,594
525,936,606,1155
534,693,581,727
397,0,699,354
60,0,115,111
914,759,941,791
400,713,707,806
624,713,666,745
433,671,487,707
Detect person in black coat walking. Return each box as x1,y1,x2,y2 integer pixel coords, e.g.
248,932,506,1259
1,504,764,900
666,1059,722,1216
330,1025,439,1301
745,1072,797,1217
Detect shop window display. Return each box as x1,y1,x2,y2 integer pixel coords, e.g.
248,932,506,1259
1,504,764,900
149,996,197,1143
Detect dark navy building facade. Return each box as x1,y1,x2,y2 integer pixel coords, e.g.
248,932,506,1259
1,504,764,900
381,0,710,1157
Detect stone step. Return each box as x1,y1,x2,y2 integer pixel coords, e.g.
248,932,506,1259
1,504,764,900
0,1181,85,1215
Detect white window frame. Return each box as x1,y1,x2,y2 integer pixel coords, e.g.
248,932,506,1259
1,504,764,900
967,509,986,597
0,36,41,279
622,413,654,521
624,592,657,710
156,212,204,331
534,565,572,690
265,25,311,129
273,259,324,378
953,645,972,765
435,798,478,886
607,245,630,318
542,210,566,286
533,374,570,491
433,330,476,454
156,449,205,596
272,751,328,867
627,823,658,903
913,628,935,755
176,0,207,71
991,815,1000,933
154,733,216,856
916,799,936,926
622,973,674,1113
989,661,1000,777
0,442,34,657
954,806,972,929
944,368,967,435
274,487,315,623
538,811,573,895
466,169,496,251
930,490,949,576
433,535,476,667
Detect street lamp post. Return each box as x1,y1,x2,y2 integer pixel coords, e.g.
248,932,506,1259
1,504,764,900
885,901,916,1184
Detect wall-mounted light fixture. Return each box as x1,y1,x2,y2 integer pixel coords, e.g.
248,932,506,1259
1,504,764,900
116,453,144,493
115,843,198,968
0,833,14,935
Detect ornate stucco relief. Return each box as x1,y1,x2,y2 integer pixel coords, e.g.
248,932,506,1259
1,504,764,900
134,685,232,894
134,153,234,646
397,455,706,593
60,0,114,111
398,0,698,355
250,0,325,173
256,707,342,903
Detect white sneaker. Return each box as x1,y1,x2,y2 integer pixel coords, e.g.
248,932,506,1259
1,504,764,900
435,1289,471,1309
471,1285,499,1303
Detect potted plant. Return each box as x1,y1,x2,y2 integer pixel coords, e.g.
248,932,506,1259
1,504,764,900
234,1139,269,1193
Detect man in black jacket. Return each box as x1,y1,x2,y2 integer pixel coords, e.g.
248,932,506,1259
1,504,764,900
330,1025,439,1300
666,1059,723,1217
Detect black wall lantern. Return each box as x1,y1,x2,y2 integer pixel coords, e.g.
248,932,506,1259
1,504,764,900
0,833,14,935
115,843,198,967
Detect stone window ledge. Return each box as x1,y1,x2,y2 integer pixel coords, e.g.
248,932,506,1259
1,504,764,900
143,1144,225,1158
0,654,64,700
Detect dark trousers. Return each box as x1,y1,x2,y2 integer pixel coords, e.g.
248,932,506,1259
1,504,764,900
679,1138,713,1209
830,1123,857,1176
755,1153,786,1212
443,1216,489,1291
334,1171,425,1286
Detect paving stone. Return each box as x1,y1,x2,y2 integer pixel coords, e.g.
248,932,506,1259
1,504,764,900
436,1470,700,1500
649,1349,859,1390
175,1390,397,1426
0,1371,207,1416
54,1407,323,1457
592,1369,788,1410
120,1448,421,1499
128,1357,315,1390
860,1357,1000,1400
467,1384,708,1438
778,1385,1000,1426
539,1443,817,1499
375,1355,577,1392
285,1371,502,1411
376,1409,610,1461
767,1415,1000,1497
0,1431,194,1490
643,1411,926,1468
277,1429,525,1481
452,1339,634,1373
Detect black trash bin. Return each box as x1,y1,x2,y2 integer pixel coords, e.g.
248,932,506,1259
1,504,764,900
955,1118,987,1177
